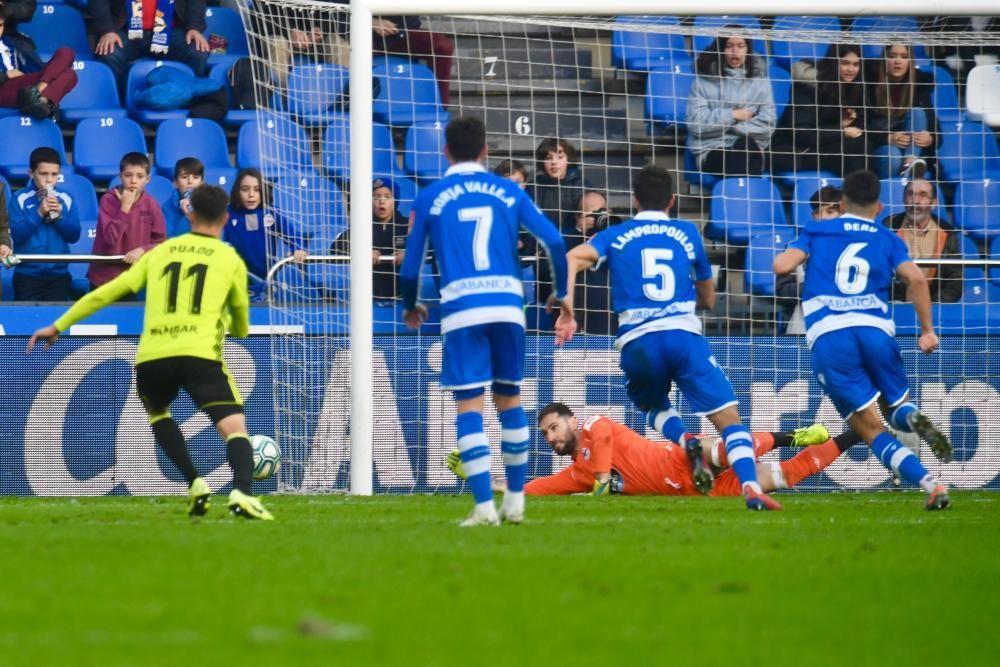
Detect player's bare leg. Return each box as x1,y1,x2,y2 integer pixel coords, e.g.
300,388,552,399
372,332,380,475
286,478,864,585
494,390,527,524
708,406,782,511
216,412,274,520
850,405,950,511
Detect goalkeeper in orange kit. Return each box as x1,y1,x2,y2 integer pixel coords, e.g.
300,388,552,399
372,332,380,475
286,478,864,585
449,402,856,497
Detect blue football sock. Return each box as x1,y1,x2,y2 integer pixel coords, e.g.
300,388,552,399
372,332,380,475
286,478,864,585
456,411,493,504
499,406,530,493
870,431,932,488
722,424,759,490
647,408,689,444
890,402,918,433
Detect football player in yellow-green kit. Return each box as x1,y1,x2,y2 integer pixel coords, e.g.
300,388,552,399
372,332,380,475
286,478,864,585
28,185,273,520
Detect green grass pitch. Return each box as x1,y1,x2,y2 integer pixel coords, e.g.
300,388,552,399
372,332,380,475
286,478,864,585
1,492,996,666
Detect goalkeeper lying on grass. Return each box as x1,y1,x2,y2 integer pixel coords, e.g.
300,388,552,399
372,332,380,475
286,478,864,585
449,402,857,496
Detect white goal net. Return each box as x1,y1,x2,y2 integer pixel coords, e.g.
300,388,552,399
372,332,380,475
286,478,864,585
235,1,1000,494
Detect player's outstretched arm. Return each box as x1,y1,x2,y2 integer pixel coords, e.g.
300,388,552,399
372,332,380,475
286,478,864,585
773,247,807,275
896,260,938,353
695,278,716,311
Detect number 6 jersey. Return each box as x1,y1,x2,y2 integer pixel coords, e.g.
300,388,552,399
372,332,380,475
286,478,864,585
587,211,713,349
790,214,912,347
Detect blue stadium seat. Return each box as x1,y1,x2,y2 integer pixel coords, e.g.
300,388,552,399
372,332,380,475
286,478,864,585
645,64,696,129
850,17,926,61
744,231,794,296
921,65,963,124
109,174,176,206
989,236,1000,300
957,232,986,303
373,58,451,127
790,174,842,228
706,177,793,244
877,178,949,226
770,64,793,120
236,113,314,178
205,167,239,191
611,16,691,72
272,175,349,298
0,117,69,180
321,114,399,180
392,176,419,218
954,178,1000,242
154,118,231,178
404,124,450,182
286,63,349,126
60,174,99,296
20,4,91,60
771,16,841,72
938,120,1000,182
691,16,766,57
60,61,127,124
126,61,192,125
73,117,147,183
208,63,255,126
204,6,250,67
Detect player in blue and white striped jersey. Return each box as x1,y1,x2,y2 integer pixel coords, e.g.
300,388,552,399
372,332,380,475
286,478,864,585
555,165,782,511
774,170,952,510
400,117,571,526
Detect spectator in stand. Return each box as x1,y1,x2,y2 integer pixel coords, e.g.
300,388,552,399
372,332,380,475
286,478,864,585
331,176,407,302
771,44,868,177
529,137,589,234
1,179,14,296
8,147,81,301
90,152,166,290
494,159,529,189
926,16,1000,84
163,157,204,238
0,5,78,119
686,31,776,178
91,0,211,93
865,43,938,179
254,0,350,89
0,0,40,63
224,167,307,284
373,16,455,106
565,190,617,336
886,178,962,303
775,185,842,320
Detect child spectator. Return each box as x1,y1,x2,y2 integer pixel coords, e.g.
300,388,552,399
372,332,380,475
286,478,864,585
0,6,78,119
90,152,166,289
494,159,529,189
330,176,408,302
775,185,842,319
91,0,210,93
529,137,589,234
865,43,938,179
686,31,776,177
8,147,81,300
224,168,307,284
163,157,205,238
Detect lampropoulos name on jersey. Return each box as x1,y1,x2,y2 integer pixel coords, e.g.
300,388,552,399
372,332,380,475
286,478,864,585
610,223,696,258
429,182,516,215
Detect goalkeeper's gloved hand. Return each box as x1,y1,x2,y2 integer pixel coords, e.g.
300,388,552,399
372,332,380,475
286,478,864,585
446,449,467,480
591,479,610,496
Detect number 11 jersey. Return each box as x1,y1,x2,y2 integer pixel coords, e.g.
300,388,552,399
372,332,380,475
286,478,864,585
789,214,911,347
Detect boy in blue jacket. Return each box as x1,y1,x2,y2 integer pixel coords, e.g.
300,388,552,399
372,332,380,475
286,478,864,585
8,147,81,300
163,157,204,238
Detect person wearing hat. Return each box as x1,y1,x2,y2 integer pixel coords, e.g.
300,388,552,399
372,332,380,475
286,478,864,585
331,176,409,302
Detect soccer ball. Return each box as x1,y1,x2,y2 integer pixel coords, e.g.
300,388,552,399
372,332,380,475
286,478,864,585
251,435,281,480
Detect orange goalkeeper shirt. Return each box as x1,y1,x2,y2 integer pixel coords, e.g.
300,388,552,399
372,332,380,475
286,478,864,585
525,416,699,496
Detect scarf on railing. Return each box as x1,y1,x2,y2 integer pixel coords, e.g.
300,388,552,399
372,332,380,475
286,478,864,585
127,0,176,55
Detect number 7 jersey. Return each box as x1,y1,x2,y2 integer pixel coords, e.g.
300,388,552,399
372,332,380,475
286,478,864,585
54,232,250,364
789,214,912,347
587,211,713,348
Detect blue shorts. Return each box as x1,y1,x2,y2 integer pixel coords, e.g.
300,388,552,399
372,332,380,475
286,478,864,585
440,322,525,391
619,330,737,416
811,327,910,418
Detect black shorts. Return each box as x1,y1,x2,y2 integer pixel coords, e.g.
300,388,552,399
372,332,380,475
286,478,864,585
135,356,243,416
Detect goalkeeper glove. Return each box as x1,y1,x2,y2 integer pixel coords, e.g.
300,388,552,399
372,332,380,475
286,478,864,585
591,479,610,496
446,449,467,480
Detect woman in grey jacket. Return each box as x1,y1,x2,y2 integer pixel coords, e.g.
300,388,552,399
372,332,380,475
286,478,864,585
686,32,776,177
